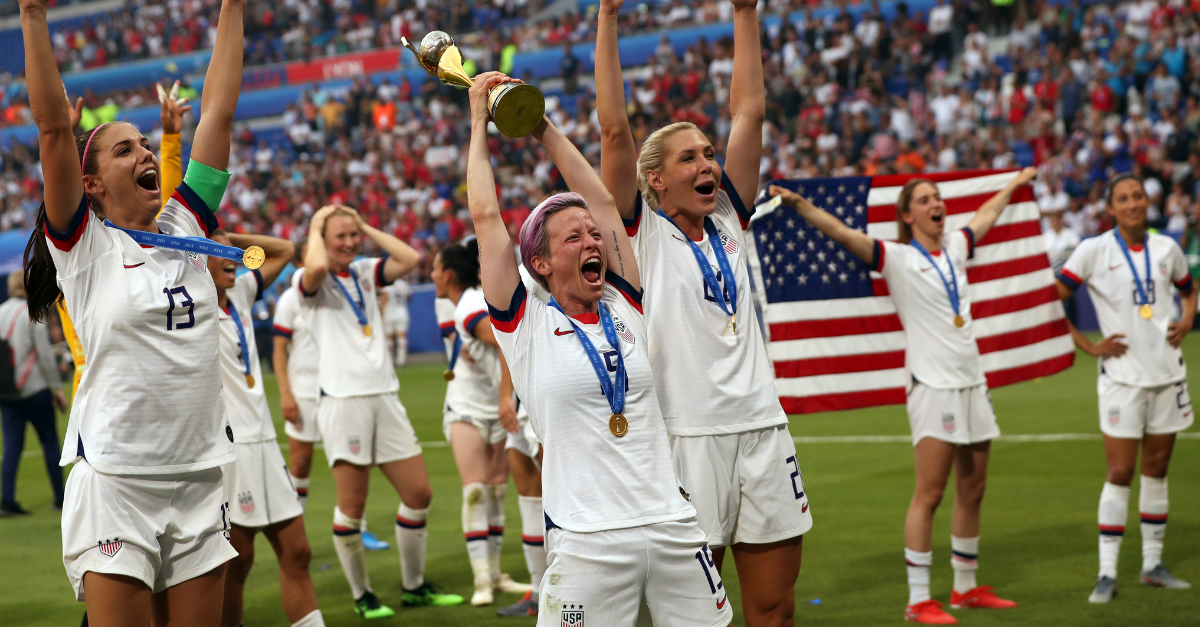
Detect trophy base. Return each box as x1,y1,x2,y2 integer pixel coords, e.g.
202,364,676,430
488,83,546,138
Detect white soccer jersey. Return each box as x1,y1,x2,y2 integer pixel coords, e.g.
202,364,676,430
873,229,987,390
273,285,319,401
47,187,235,474
382,279,411,326
490,274,695,533
446,287,501,420
624,175,788,436
218,270,275,444
301,257,398,398
1060,230,1192,387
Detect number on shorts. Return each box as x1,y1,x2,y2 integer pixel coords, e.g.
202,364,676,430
220,501,230,531
163,286,196,330
786,456,805,500
694,546,723,594
1176,382,1192,410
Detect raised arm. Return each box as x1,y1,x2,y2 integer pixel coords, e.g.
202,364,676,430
228,233,294,287
595,0,639,218
769,185,875,263
532,117,640,291
467,73,522,310
965,167,1037,242
21,0,83,233
301,205,336,295
723,0,766,207
189,0,244,171
355,214,421,284
158,81,191,207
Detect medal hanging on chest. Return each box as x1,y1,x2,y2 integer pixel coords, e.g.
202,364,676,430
444,334,461,381
912,240,965,328
1115,231,1155,319
226,301,255,388
658,210,739,334
334,269,373,335
549,298,629,437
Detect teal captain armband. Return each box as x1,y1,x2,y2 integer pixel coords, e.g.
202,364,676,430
183,160,232,212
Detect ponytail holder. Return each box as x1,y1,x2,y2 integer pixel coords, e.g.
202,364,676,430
81,122,110,179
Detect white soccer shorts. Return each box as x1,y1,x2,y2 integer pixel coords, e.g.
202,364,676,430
443,407,508,445
283,396,321,443
907,382,1000,447
1098,374,1194,439
226,440,304,528
62,462,237,601
538,518,733,627
317,393,422,467
505,417,542,466
670,424,813,549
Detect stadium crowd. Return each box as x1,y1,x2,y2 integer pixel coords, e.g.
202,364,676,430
6,0,1200,283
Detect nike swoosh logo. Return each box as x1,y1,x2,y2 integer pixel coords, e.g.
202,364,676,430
802,503,809,513
1110,265,1122,270
671,234,689,243
123,262,145,269
554,328,575,336
717,594,728,609
920,266,933,272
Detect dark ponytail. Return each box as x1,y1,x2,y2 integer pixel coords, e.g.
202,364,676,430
23,124,114,323
440,237,481,289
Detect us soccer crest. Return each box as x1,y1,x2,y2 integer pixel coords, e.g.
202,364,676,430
187,251,207,273
941,412,956,433
1108,407,1121,426
348,435,362,455
719,230,738,255
613,317,635,344
238,491,255,514
97,538,122,557
561,604,584,627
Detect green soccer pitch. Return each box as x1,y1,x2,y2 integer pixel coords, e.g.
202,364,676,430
1,340,1197,627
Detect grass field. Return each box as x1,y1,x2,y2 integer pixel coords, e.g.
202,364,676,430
1,340,1198,627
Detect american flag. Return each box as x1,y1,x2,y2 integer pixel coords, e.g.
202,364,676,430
750,170,1075,414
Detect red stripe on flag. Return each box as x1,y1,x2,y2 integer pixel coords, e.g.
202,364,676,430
780,387,908,414
973,285,1060,319
966,253,1050,284
872,278,890,295
868,187,1035,223
869,169,1018,188
984,352,1075,388
975,219,1043,247
769,314,903,341
977,319,1070,354
774,350,905,378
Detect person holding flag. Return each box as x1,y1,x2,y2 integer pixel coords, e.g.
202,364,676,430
768,168,1035,624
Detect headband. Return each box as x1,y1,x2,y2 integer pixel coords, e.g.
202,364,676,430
81,122,111,178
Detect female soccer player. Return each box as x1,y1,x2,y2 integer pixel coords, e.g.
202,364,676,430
20,0,245,621
206,231,325,627
595,1,808,624
467,71,731,627
1056,173,1195,603
431,239,530,606
300,205,463,617
771,169,1036,624
273,241,322,510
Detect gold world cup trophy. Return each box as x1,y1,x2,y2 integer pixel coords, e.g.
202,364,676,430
402,31,545,139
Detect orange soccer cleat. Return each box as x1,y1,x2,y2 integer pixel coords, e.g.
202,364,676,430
905,600,958,624
949,586,1018,609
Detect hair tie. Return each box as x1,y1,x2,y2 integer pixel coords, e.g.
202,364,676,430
81,122,110,178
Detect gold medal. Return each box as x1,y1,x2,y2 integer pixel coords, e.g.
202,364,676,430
241,245,266,270
443,369,455,381
1140,304,1153,319
245,373,255,387
609,413,628,437
953,314,965,328
363,324,372,337
731,315,737,334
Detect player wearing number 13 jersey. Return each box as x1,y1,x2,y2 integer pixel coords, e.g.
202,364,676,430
1056,174,1196,603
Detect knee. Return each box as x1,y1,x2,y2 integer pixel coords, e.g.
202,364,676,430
748,593,796,627
407,486,433,510
958,479,987,506
293,457,312,477
1106,466,1135,486
913,486,946,511
1141,453,1171,479
283,540,313,572
231,547,255,578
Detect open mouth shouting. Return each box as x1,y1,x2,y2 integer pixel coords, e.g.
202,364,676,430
581,255,603,286
136,168,160,194
694,180,717,202
930,210,945,226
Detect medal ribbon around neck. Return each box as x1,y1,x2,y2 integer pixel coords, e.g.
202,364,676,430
103,220,265,269
334,268,371,333
443,333,463,381
548,297,626,429
1113,230,1154,318
657,210,738,327
911,239,964,327
225,300,255,388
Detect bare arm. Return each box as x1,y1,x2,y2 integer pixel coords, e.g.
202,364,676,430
472,319,501,347
1168,285,1196,348
498,348,518,434
965,167,1037,242
532,117,640,291
301,205,336,295
1057,279,1129,357
228,233,294,287
723,0,766,207
595,0,639,219
189,0,244,171
468,73,523,311
769,185,875,263
272,335,300,425
21,0,83,233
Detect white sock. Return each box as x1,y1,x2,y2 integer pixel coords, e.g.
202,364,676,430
950,535,979,593
396,503,428,591
291,609,325,627
487,483,507,581
518,495,547,595
332,507,371,600
462,483,490,583
1140,475,1169,572
291,476,309,511
905,548,932,605
1098,482,1130,579
395,336,408,367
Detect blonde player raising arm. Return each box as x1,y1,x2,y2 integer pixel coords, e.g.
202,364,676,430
596,1,808,624
300,205,464,617
20,0,245,622
770,168,1035,624
1055,173,1196,603
468,71,731,627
